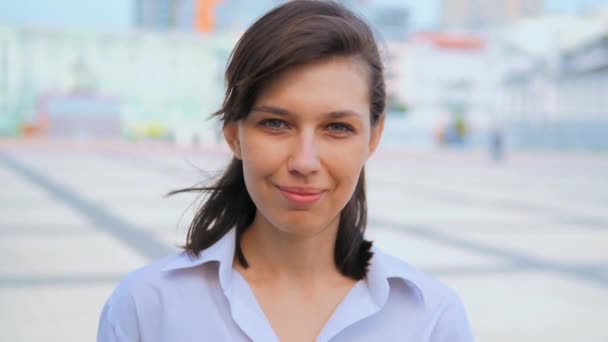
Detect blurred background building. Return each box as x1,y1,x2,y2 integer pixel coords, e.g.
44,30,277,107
134,0,200,31
0,26,231,144
441,0,543,29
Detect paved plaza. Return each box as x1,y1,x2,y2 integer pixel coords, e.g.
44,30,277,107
1,138,607,341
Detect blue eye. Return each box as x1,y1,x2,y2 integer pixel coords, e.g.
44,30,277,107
327,123,354,133
260,118,288,130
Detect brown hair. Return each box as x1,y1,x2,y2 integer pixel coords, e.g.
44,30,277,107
170,0,386,280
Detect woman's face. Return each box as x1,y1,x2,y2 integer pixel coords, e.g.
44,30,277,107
224,56,384,237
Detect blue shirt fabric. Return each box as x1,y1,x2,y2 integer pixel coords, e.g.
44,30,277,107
97,229,474,341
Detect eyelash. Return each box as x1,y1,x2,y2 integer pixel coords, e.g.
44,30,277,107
258,119,355,135
327,122,355,133
259,118,288,130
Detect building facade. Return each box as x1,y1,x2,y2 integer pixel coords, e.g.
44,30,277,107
0,25,234,143
441,0,542,29
134,0,225,32
497,10,608,149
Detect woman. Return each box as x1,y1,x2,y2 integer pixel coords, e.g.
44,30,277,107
97,1,474,341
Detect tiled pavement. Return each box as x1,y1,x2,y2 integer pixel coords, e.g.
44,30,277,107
1,139,607,341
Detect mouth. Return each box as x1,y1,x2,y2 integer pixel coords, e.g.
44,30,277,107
276,185,326,205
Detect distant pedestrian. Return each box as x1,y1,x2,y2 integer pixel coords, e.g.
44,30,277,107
490,125,505,161
97,1,474,341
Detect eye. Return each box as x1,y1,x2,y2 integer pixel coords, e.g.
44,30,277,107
259,118,288,130
326,122,355,134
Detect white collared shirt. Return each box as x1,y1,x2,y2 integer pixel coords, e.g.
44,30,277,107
97,229,474,341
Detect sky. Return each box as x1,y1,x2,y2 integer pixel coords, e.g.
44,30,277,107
0,0,131,31
0,0,607,32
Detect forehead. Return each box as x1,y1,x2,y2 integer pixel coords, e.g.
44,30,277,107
254,56,371,116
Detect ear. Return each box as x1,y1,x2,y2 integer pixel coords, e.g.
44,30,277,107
223,122,242,160
367,113,385,158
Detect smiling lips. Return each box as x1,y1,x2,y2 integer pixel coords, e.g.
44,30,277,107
277,186,325,205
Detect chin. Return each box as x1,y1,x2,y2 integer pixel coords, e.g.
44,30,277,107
273,212,339,238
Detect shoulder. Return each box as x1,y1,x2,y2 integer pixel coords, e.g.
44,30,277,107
111,253,180,298
371,247,469,320
97,254,179,341
372,247,456,299
102,254,182,315
371,247,474,340
98,253,200,339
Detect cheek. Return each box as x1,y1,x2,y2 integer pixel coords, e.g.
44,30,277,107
323,140,368,190
239,133,285,195
241,152,273,186
240,131,281,168
241,155,273,215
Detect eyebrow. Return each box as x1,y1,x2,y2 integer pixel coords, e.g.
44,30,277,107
251,105,363,119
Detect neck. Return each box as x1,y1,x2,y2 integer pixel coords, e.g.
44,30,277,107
238,213,342,283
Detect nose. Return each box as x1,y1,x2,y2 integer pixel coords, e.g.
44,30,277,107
287,132,321,176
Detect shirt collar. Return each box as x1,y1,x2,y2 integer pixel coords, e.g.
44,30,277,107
162,228,237,293
367,246,426,307
161,229,425,306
